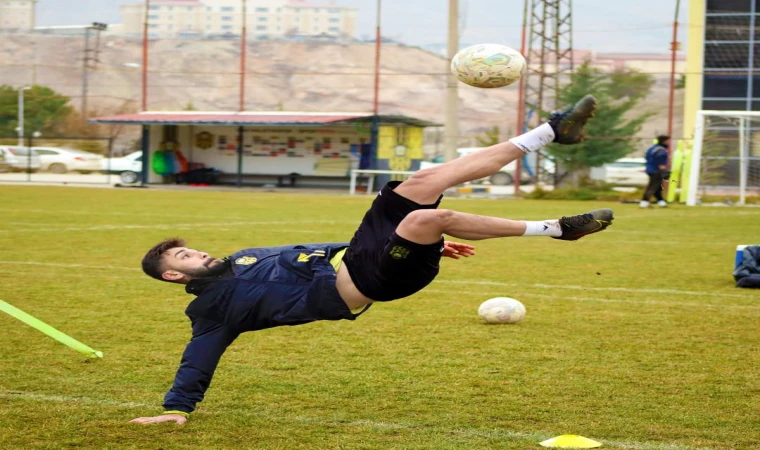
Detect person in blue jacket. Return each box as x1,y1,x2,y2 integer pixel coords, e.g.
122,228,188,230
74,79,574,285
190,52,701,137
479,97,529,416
131,95,615,425
640,135,671,208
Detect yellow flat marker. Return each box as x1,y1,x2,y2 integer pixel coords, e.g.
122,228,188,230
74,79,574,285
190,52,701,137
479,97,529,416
540,435,602,448
0,299,103,358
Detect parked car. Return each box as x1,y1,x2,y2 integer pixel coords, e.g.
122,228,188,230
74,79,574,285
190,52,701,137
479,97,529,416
33,147,103,173
0,146,42,172
101,151,143,184
425,147,554,185
590,157,648,186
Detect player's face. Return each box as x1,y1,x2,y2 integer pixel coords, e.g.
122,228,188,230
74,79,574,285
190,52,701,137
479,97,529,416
161,247,224,281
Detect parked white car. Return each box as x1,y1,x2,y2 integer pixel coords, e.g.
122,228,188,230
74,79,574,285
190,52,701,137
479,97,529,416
32,147,103,173
0,146,42,172
590,157,648,186
425,147,554,185
101,151,143,184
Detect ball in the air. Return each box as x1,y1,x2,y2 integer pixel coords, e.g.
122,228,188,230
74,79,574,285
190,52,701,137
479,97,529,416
451,43,526,88
478,297,526,324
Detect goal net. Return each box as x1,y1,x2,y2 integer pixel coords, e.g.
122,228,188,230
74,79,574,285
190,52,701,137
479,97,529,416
687,110,760,206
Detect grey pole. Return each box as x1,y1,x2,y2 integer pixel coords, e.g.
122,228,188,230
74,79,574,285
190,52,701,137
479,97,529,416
81,27,92,120
443,0,459,162
17,87,24,147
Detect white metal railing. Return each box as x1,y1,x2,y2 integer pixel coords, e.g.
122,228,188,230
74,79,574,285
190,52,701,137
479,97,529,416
348,169,417,195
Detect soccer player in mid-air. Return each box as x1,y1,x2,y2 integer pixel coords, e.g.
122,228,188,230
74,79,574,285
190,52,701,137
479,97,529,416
132,95,613,425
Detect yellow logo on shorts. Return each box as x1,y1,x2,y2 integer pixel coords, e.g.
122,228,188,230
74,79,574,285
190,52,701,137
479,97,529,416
235,256,258,265
389,246,410,260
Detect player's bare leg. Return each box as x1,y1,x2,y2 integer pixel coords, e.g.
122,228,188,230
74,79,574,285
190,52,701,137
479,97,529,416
394,208,613,245
393,94,597,205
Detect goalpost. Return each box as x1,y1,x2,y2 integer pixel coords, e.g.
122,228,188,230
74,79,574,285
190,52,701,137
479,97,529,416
688,110,760,206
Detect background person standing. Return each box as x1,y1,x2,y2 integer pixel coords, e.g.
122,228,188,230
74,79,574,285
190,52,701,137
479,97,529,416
640,135,671,208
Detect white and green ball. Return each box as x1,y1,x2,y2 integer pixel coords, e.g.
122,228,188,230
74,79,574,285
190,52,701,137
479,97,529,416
478,297,526,324
451,43,526,89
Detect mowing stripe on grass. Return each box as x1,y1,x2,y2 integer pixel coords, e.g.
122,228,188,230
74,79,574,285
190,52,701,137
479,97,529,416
0,220,356,233
423,289,760,310
0,391,714,450
433,279,756,299
0,260,754,301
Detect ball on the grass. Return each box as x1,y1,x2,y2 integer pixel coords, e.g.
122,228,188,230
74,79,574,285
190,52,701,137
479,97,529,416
478,297,526,324
450,43,526,89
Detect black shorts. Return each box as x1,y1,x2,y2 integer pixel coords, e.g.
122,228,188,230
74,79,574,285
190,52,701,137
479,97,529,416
343,181,444,302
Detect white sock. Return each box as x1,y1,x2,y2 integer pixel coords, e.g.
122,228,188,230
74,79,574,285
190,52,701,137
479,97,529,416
508,123,556,154
522,220,562,237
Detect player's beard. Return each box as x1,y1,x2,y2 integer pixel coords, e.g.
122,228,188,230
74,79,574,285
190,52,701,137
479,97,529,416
182,258,230,279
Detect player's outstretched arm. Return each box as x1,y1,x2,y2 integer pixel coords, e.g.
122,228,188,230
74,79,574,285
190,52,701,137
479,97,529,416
442,241,476,259
130,320,239,425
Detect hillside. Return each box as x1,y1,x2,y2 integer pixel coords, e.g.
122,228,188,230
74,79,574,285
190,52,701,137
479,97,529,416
0,34,682,154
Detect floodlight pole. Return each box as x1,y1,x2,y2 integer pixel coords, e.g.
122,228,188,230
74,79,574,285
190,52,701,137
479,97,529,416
443,0,459,162
514,0,529,194
142,0,151,111
81,27,92,119
371,0,382,168
239,0,247,111
667,0,681,146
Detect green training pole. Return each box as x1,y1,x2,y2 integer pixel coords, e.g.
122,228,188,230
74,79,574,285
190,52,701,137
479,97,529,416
667,140,684,203
0,299,103,358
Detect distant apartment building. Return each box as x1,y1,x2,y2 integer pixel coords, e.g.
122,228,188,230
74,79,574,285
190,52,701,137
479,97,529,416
0,0,36,30
119,0,356,39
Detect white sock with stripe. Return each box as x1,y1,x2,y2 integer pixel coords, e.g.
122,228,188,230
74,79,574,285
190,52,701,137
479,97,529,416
522,220,562,237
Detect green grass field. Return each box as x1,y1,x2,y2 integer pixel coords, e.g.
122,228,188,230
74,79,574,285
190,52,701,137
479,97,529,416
0,185,758,450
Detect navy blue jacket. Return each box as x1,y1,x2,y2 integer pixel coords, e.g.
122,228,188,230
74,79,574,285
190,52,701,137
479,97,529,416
162,243,366,414
645,144,668,174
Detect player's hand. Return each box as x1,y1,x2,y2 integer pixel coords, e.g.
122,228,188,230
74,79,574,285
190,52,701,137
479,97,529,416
130,414,188,425
442,241,476,259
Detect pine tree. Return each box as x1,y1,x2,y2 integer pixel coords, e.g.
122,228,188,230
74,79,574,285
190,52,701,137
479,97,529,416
545,62,653,186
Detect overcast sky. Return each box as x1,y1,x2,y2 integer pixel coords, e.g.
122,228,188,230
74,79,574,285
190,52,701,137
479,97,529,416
36,0,688,53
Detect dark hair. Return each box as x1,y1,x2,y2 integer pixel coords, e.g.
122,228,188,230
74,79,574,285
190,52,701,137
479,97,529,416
142,238,186,282
656,135,670,145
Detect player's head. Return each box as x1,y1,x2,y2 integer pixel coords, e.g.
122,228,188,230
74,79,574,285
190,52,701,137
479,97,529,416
657,135,670,147
142,238,226,284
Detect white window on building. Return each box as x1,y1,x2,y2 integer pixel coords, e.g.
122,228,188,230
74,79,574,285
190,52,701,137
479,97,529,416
221,16,233,21
221,6,234,12
206,6,212,11
207,15,211,20
187,6,192,11
328,18,339,23
328,8,340,13
257,17,267,22
314,8,320,13
167,6,173,11
148,14,159,19
328,26,339,32
149,5,160,10
221,24,233,30
256,25,266,31
206,24,211,29
149,23,159,29
255,7,268,12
